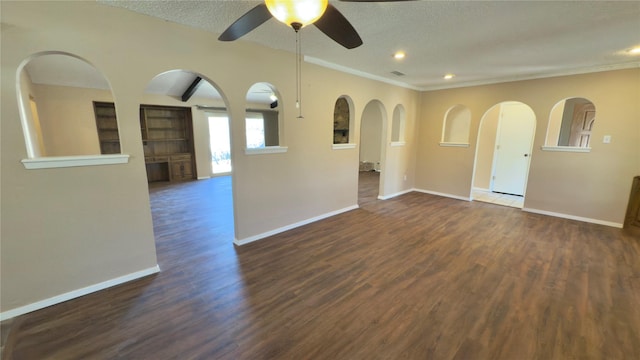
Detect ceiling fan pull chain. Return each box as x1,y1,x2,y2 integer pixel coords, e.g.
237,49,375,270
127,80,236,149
296,28,304,119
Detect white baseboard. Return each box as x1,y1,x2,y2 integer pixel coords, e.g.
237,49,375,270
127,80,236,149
0,265,160,321
197,176,210,180
472,187,490,192
234,205,359,246
522,208,623,228
413,188,471,202
378,189,413,200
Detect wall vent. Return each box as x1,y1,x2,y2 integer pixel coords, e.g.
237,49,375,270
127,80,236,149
390,70,405,76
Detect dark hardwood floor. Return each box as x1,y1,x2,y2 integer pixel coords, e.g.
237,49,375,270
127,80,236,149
358,170,380,206
3,173,640,359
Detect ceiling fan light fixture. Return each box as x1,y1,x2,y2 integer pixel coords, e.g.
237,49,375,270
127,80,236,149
628,46,640,55
265,0,328,29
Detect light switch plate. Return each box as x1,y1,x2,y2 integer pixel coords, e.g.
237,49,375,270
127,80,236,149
603,135,611,143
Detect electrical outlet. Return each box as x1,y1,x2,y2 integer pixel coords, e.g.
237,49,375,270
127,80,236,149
403,174,407,181
603,135,611,144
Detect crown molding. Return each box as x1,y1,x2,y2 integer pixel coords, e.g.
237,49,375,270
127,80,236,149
304,56,422,91
417,62,640,91
306,56,639,93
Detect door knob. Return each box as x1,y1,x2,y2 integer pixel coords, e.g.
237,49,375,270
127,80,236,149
524,154,529,157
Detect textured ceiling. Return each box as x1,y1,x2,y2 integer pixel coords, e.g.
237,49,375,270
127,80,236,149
99,0,640,90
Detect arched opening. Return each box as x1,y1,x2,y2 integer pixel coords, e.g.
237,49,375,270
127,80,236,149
333,96,354,145
441,104,471,146
17,52,116,158
138,70,231,183
471,101,536,208
140,70,236,251
245,82,283,151
358,100,387,205
545,97,596,149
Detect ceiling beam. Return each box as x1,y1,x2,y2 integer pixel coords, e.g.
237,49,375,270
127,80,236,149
181,76,202,102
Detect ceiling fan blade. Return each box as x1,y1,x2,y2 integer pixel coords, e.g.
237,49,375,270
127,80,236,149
313,4,363,49
339,0,415,2
218,3,272,41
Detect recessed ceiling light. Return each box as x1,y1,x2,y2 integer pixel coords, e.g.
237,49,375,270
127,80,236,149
628,46,640,54
393,51,406,60
443,74,455,80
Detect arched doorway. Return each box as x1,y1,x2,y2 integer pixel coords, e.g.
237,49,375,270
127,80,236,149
143,70,231,181
358,100,387,205
471,101,536,208
142,70,236,249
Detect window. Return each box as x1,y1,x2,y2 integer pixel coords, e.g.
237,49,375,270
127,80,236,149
246,112,266,148
543,97,596,152
207,112,232,174
441,104,471,147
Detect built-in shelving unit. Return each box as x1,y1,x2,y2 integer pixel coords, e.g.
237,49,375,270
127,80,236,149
94,102,121,154
140,105,196,182
94,102,196,182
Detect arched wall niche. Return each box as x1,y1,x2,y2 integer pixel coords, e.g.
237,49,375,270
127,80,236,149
244,82,286,154
440,104,471,147
543,97,596,152
391,104,406,145
17,51,127,169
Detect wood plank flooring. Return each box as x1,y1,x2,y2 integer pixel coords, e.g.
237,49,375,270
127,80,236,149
3,173,640,359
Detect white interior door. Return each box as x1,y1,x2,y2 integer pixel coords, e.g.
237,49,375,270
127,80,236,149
492,103,535,196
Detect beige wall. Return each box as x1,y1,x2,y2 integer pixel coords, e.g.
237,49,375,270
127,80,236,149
193,106,215,179
19,70,45,157
417,69,640,224
473,104,500,190
32,84,112,156
1,1,419,315
546,100,565,146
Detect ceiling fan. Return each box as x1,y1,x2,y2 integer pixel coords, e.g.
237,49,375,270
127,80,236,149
218,0,413,49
